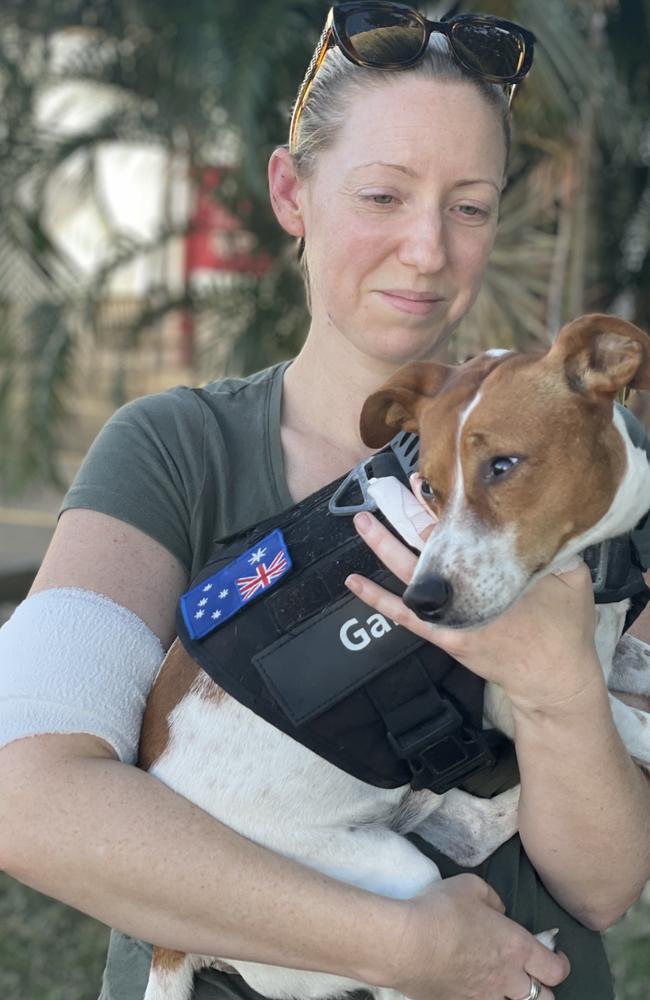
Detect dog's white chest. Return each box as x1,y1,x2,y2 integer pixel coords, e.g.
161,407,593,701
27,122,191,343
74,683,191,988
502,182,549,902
145,673,443,1000
153,673,440,897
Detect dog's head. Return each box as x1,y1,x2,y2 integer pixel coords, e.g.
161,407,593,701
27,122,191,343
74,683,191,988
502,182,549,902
360,314,650,628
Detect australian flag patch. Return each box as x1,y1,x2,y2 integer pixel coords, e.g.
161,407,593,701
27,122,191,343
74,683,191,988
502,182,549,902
180,529,292,640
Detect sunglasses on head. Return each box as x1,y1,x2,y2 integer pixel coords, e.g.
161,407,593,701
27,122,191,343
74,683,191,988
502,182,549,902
289,1,536,152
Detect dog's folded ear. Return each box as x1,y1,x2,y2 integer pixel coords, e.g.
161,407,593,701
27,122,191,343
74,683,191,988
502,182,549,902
550,313,650,397
360,361,451,448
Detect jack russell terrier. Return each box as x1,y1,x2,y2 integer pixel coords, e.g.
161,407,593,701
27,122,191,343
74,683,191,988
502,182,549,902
139,313,650,1000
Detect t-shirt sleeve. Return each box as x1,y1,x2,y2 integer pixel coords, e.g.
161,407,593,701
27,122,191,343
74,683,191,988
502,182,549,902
61,387,208,574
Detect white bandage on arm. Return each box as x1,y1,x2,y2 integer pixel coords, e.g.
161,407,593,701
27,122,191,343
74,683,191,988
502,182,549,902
0,588,165,764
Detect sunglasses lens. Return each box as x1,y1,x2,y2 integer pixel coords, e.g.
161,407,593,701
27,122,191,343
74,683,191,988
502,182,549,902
450,22,527,80
342,8,426,66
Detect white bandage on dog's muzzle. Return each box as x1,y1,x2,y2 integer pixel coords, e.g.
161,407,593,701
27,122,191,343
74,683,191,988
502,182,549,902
0,588,165,763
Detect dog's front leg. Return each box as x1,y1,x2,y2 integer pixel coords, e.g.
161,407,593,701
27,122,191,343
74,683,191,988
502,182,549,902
608,694,650,769
607,633,650,768
609,632,650,700
408,785,520,867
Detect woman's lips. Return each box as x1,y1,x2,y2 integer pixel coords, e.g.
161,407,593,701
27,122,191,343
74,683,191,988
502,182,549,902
377,290,445,316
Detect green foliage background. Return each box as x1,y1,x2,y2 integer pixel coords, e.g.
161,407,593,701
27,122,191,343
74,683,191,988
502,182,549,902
0,872,107,999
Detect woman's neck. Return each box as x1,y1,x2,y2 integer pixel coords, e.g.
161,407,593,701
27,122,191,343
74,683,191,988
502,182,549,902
282,324,423,462
280,318,451,501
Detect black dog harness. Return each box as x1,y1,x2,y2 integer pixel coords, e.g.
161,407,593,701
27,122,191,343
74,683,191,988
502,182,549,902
176,419,650,798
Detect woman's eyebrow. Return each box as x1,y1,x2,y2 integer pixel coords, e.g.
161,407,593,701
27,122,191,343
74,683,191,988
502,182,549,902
349,162,501,192
350,161,417,176
456,178,501,193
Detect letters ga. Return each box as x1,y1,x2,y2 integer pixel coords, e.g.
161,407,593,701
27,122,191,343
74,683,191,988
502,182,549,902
339,613,397,651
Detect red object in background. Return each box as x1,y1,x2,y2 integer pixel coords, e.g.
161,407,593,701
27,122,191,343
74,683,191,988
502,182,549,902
180,166,271,367
184,166,270,278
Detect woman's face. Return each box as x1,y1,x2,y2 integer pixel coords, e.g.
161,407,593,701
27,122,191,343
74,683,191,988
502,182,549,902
298,76,507,366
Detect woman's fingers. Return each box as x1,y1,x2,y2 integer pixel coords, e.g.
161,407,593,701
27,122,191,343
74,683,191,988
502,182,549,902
504,942,569,1000
345,570,435,643
347,510,465,650
353,510,419,583
504,975,548,1000
525,944,572,994
506,983,555,1000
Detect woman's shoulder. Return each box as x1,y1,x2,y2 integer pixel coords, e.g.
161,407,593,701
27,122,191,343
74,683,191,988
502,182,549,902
62,360,291,578
115,360,289,436
200,360,289,398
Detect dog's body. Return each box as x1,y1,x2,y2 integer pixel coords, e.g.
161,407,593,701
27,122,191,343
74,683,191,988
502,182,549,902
140,315,650,1000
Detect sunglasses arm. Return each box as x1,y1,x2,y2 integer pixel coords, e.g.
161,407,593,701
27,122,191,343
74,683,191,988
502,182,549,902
289,11,335,153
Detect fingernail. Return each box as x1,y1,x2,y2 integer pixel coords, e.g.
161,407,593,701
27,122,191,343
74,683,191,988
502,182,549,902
345,574,360,592
354,512,371,533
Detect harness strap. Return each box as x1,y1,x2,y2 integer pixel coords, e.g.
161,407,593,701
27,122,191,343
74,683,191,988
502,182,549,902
583,533,650,629
366,654,501,794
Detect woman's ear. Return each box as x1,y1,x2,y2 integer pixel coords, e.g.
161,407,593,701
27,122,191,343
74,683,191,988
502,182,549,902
268,147,305,238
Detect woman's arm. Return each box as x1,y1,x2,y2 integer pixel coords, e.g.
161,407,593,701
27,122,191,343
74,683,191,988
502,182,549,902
1,509,568,1000
346,511,650,930
510,675,650,929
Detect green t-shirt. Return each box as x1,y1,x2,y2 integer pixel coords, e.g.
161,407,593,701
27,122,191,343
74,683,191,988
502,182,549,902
62,362,294,580
62,361,615,1000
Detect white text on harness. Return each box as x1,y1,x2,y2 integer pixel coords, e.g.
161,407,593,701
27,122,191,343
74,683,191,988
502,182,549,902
340,614,393,651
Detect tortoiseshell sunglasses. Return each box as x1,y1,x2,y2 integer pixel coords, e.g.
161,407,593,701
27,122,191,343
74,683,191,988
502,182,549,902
289,2,535,151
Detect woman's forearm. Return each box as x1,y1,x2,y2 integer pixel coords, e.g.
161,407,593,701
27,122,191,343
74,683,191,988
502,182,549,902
512,670,650,929
0,735,573,1000
0,735,399,986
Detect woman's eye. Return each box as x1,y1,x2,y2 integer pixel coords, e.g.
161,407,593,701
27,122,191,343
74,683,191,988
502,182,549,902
360,191,397,206
457,204,488,219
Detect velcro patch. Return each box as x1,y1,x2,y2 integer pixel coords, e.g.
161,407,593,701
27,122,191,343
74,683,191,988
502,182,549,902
180,529,292,640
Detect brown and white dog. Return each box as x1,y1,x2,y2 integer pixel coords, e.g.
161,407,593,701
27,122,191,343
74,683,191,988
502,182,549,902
140,314,650,1000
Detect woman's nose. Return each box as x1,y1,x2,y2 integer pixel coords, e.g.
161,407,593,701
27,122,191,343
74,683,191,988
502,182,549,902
397,213,448,273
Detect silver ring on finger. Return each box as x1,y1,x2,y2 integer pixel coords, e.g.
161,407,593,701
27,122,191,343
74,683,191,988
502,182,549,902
517,975,542,1000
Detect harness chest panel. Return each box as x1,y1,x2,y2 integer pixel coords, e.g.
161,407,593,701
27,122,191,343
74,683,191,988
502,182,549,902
176,412,650,797
176,473,509,795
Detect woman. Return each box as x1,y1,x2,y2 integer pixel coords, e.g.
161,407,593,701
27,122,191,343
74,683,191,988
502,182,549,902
1,5,649,1000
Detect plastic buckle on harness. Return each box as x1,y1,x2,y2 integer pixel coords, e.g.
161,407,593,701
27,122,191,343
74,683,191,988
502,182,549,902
328,457,378,516
387,701,497,795
328,433,419,516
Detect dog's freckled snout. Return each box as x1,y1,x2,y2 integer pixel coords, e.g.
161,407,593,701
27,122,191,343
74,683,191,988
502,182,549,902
403,576,453,622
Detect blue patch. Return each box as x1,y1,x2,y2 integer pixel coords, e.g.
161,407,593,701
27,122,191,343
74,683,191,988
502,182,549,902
180,529,292,640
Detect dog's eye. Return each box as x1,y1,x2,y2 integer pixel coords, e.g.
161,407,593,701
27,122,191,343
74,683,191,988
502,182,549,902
420,479,435,499
487,456,519,480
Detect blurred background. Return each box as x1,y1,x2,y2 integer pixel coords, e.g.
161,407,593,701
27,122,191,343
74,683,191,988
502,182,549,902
0,0,649,996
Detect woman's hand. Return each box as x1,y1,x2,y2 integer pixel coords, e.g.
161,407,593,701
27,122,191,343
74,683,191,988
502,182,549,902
345,511,604,714
385,873,569,1000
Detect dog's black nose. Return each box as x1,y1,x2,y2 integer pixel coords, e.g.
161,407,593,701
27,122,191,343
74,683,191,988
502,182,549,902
403,576,453,622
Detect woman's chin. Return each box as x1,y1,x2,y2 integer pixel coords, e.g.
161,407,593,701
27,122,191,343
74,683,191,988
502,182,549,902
358,326,451,366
